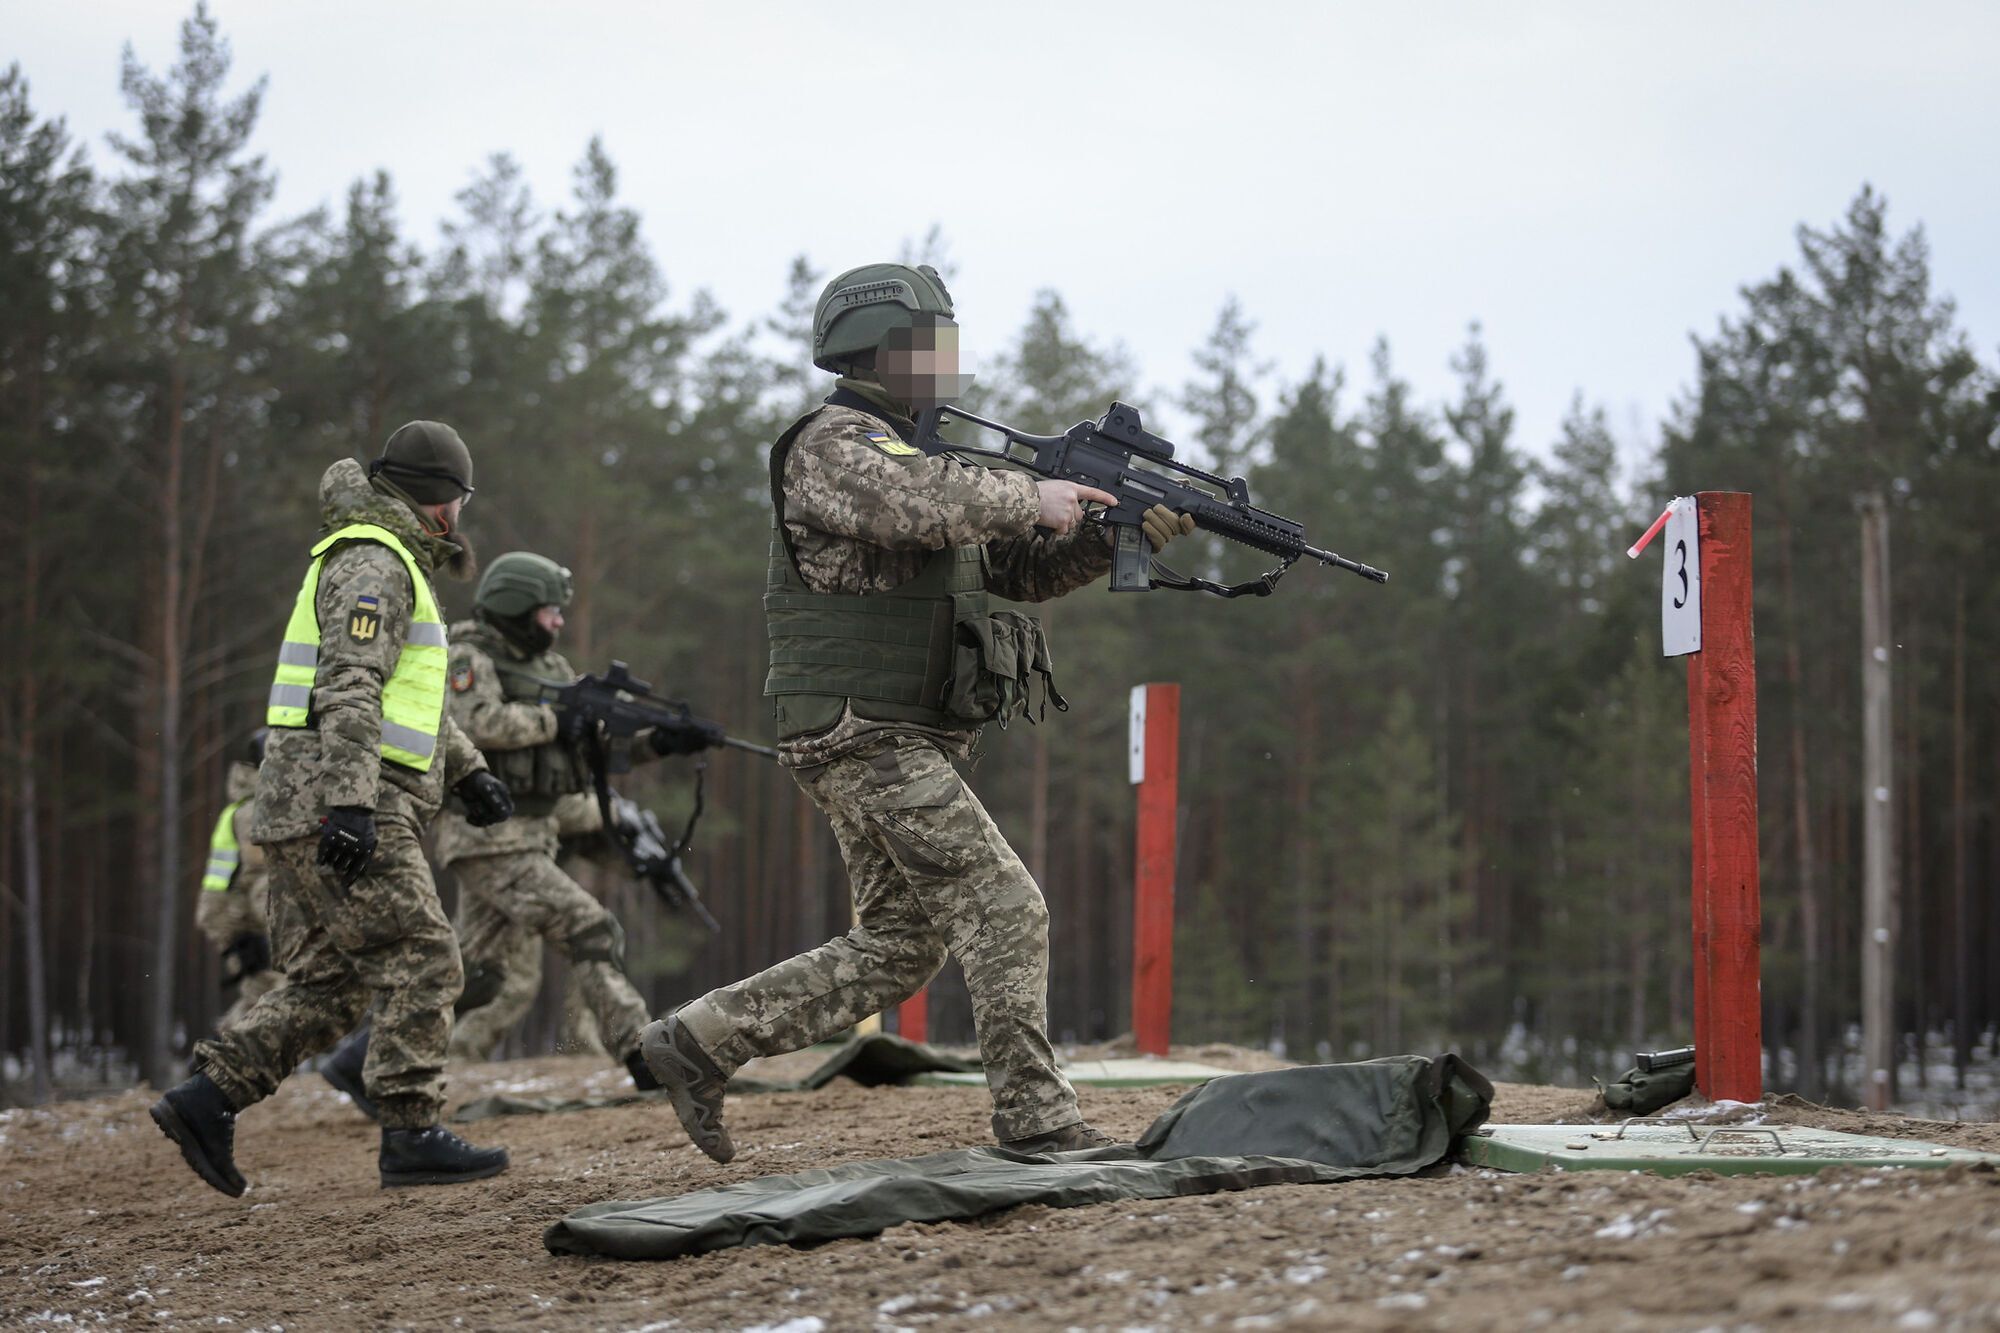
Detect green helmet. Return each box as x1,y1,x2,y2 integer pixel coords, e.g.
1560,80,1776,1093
813,263,955,374
476,552,573,619
369,420,475,504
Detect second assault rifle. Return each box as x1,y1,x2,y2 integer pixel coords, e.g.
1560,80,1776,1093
542,661,778,933
914,400,1388,597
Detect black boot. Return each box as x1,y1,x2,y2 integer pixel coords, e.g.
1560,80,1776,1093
638,1012,734,1163
378,1125,509,1187
625,1049,661,1092
150,1073,248,1198
320,1025,378,1121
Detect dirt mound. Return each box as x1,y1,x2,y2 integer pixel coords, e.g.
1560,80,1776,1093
5,1053,1997,1330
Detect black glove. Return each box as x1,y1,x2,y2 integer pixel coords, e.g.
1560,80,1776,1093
454,770,515,827
317,806,377,887
650,718,727,757
221,932,271,986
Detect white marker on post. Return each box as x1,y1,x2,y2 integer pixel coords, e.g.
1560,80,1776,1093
1660,496,1701,657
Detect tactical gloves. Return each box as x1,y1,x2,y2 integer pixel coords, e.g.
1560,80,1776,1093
220,932,272,986
455,771,515,827
317,806,377,887
1142,504,1197,552
651,717,727,757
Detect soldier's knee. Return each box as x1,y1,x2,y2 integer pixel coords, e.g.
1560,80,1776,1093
565,913,627,973
976,873,1049,952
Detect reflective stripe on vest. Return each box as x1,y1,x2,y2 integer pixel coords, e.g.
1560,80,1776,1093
202,802,242,892
265,523,449,771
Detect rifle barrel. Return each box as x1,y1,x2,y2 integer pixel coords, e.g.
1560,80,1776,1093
723,735,781,760
1304,543,1390,583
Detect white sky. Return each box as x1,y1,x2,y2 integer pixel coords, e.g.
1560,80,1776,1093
12,1,1999,476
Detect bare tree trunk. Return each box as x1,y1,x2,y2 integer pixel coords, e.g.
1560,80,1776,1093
1028,731,1049,886
20,764,51,1104
1858,493,1896,1111
1952,575,1970,1087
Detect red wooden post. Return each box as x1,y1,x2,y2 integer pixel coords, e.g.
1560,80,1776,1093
897,989,929,1044
1131,683,1180,1057
1686,492,1763,1102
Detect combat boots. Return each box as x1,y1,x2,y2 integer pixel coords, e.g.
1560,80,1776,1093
999,1121,1119,1154
150,1073,248,1197
639,1012,735,1163
378,1125,509,1187
625,1049,662,1092
319,1024,378,1120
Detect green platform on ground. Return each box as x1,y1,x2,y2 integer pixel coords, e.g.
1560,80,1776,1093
1457,1121,2000,1176
913,1058,1239,1089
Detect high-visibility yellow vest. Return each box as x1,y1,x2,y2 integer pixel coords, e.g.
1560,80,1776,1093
202,802,242,892
265,523,449,771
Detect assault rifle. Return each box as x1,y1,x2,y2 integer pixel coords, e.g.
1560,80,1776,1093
914,401,1388,597
542,661,779,762
542,662,777,935
607,793,721,934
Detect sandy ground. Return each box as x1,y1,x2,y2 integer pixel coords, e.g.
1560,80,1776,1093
5,1048,1999,1331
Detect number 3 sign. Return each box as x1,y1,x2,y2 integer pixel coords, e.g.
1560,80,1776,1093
1660,496,1701,656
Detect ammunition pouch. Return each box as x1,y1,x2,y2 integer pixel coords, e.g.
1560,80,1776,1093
940,594,1065,729
485,739,589,815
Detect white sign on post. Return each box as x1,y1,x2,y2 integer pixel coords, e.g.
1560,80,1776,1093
1129,685,1148,785
1662,495,1701,657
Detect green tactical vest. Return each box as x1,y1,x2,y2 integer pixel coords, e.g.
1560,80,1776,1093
763,407,1065,741
201,802,242,893
266,522,449,770
454,619,591,814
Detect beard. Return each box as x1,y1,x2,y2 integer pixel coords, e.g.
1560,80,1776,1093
440,528,478,583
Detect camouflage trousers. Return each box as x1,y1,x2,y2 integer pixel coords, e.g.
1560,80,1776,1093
448,922,607,1060
445,852,649,1064
679,734,1078,1142
217,967,283,1032
193,821,462,1129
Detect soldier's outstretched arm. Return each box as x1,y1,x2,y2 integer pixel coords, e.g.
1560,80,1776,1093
309,545,414,811
439,709,489,789
786,411,1039,550
982,525,1116,603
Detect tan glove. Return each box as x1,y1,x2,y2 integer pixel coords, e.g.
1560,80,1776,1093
1142,504,1197,552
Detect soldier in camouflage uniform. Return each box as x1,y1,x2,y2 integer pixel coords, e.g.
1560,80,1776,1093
151,422,518,1196
195,732,279,1030
642,263,1197,1161
348,551,689,1088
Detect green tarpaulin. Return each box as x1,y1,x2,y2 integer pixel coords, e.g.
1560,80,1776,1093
544,1054,1493,1261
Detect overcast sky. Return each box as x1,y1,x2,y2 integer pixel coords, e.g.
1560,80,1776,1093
13,2,1999,476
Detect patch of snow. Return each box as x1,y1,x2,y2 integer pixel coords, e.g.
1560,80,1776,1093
737,1320,823,1333
68,1278,106,1289
1593,1208,1672,1240
1377,1294,1428,1311
1735,1201,1766,1214
1283,1265,1325,1285
1896,1313,1939,1330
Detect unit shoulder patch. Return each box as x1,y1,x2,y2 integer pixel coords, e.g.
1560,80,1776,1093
865,431,921,457
346,594,382,644
450,661,475,693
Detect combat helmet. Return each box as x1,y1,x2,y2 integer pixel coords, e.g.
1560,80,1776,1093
476,552,573,619
812,263,955,375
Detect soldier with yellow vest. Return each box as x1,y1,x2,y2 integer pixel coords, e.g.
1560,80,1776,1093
152,422,517,1197
195,730,276,1029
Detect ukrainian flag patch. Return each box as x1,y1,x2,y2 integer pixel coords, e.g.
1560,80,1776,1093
866,431,920,457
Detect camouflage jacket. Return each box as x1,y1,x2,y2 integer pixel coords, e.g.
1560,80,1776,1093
194,760,269,947
776,397,1113,760
432,623,663,865
249,460,488,845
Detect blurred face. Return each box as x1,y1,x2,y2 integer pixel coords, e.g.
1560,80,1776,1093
534,603,564,644
879,316,975,413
